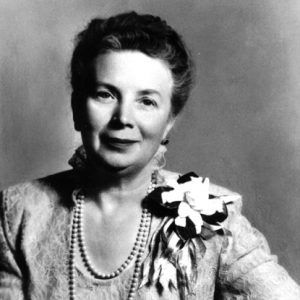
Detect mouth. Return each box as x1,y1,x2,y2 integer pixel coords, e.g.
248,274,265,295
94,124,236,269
102,136,138,149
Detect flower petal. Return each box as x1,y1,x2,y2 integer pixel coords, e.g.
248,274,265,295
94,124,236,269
161,189,181,203
200,198,224,215
177,202,193,217
187,210,203,234
175,216,186,227
188,178,210,209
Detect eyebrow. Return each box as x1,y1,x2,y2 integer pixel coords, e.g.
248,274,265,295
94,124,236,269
138,89,162,97
95,82,161,98
95,82,119,96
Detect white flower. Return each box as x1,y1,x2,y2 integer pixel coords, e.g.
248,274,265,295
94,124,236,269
162,176,223,234
175,201,203,234
162,176,209,205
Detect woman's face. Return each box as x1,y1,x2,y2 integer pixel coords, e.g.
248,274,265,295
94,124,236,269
79,50,175,174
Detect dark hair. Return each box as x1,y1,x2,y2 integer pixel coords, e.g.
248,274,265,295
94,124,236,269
71,11,194,124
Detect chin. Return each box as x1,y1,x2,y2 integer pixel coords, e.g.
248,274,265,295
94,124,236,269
87,148,153,175
103,161,131,172
90,155,136,173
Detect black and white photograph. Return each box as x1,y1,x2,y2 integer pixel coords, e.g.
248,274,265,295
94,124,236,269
0,0,300,299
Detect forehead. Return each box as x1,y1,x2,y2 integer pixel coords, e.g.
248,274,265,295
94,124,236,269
94,51,173,94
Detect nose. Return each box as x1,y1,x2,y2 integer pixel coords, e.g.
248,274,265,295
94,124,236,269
111,99,134,128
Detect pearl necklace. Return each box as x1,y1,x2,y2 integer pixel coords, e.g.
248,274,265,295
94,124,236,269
68,177,156,300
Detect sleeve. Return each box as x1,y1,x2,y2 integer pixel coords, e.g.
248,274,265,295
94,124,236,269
217,196,300,300
0,190,24,300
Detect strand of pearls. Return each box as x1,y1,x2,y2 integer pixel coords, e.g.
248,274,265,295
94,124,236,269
127,208,151,300
68,175,156,300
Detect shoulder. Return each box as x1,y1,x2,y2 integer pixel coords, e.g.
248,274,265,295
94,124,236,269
1,169,79,208
0,170,79,237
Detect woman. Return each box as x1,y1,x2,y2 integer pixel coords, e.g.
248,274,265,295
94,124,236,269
0,11,299,300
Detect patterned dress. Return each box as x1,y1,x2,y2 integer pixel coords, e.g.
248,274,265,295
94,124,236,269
0,170,299,299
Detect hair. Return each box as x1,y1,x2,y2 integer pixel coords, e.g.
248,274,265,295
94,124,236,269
70,11,194,125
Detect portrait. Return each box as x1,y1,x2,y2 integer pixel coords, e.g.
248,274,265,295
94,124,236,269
0,0,299,299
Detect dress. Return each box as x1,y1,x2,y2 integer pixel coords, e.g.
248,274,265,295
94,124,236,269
0,169,299,300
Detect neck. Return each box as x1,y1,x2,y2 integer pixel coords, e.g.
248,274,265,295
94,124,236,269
82,164,155,211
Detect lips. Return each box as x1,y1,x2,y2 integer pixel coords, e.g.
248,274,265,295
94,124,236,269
102,135,138,148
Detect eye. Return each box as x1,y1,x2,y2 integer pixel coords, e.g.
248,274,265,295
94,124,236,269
97,91,111,98
139,97,157,108
93,90,115,102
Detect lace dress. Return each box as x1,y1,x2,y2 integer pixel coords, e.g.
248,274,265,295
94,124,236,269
0,170,299,299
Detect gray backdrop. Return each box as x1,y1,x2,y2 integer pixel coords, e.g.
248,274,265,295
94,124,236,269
1,0,299,281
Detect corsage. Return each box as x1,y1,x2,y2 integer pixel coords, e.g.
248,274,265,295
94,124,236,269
141,172,237,298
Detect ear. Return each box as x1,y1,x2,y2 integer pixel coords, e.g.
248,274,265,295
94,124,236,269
73,115,83,132
73,112,81,131
71,92,84,132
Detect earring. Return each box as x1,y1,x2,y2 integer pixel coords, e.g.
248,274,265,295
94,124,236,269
153,137,170,170
161,138,169,146
112,115,119,121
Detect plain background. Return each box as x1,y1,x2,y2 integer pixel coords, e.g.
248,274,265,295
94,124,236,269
0,0,299,282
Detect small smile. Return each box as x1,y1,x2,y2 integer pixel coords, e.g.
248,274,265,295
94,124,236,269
102,136,139,149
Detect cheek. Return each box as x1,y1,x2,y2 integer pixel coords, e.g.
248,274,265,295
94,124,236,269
140,116,170,142
81,105,106,149
84,101,109,132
